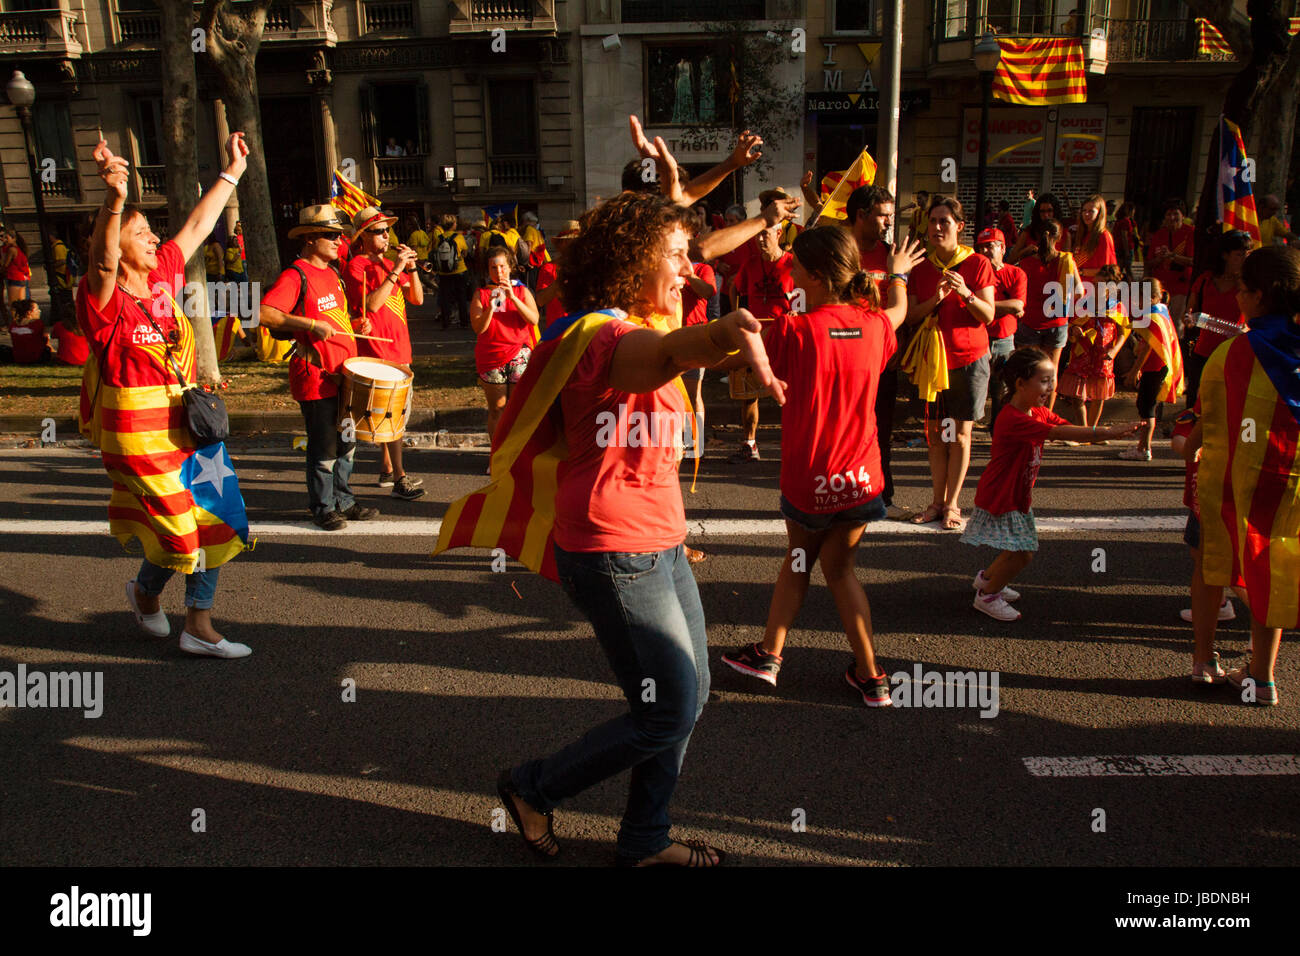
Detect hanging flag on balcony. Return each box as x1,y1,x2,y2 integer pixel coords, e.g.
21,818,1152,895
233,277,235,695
1195,18,1234,56
992,37,1086,106
1217,116,1260,243
811,147,877,225
330,169,379,221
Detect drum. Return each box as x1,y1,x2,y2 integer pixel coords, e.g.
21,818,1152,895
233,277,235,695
338,357,413,443
728,366,770,400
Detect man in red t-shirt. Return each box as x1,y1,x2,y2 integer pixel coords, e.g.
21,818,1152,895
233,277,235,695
259,205,376,531
7,299,49,363
343,206,425,500
1147,201,1195,326
52,311,90,366
730,223,794,462
975,227,1027,426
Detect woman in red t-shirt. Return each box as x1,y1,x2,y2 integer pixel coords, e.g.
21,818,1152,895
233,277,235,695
79,133,253,659
495,191,786,868
1015,219,1082,409
1147,201,1196,326
1,228,32,305
471,247,539,443
1006,192,1070,264
903,195,996,530
1183,229,1251,405
1072,194,1117,280
721,226,924,706
963,348,1141,620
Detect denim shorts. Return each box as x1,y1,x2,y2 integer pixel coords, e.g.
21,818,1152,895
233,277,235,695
1015,324,1069,351
780,493,887,532
931,354,990,423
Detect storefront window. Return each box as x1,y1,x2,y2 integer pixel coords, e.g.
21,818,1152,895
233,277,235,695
646,43,729,127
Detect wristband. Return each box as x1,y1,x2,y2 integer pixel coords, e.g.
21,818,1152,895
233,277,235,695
219,172,239,186
388,271,400,283
706,321,741,357
887,272,909,284
107,208,123,216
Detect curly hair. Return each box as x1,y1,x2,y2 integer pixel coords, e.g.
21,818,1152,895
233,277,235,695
483,245,517,272
558,192,696,315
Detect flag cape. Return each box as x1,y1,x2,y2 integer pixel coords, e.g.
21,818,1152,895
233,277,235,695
1217,117,1260,242
78,295,248,573
213,313,241,361
1133,305,1184,403
1197,326,1300,628
814,148,876,223
993,37,1087,106
330,169,378,221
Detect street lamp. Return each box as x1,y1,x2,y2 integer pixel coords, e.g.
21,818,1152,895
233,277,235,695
5,70,61,320
973,33,1002,243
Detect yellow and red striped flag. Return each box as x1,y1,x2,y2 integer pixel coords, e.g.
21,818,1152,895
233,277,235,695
1218,116,1260,243
992,37,1086,106
1132,304,1185,404
1197,326,1300,628
813,147,877,224
330,168,379,221
1196,18,1233,55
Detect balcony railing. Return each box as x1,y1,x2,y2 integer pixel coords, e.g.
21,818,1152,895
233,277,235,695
137,165,167,199
114,2,329,48
1102,18,1220,62
116,10,160,44
374,156,425,190
448,0,556,33
622,0,763,21
0,9,83,55
489,156,539,188
40,167,80,201
360,0,414,34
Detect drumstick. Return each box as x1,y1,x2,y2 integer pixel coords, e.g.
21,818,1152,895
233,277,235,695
351,332,394,343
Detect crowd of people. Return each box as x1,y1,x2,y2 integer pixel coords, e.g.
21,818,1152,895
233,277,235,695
24,113,1299,866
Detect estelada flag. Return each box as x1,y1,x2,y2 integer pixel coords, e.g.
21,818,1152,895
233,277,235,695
992,37,1087,106
330,169,379,221
1131,304,1185,403
1196,319,1300,628
78,293,249,573
1217,117,1260,243
815,147,877,223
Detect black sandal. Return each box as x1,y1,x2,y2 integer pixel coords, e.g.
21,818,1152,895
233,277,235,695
496,770,560,860
617,840,728,867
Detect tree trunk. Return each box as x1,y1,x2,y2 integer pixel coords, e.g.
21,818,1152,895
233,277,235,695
199,0,280,292
1253,53,1300,208
159,0,221,384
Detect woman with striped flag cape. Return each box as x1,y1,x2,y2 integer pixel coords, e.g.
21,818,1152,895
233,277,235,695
1194,246,1300,707
77,135,253,659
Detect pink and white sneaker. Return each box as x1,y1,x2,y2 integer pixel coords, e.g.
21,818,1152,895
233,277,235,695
973,589,1021,621
973,570,1020,603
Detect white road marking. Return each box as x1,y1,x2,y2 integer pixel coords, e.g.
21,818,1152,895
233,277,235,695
1023,755,1300,777
0,515,1186,537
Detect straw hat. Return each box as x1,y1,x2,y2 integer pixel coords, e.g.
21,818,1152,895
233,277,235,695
350,206,398,235
287,205,347,238
555,220,580,238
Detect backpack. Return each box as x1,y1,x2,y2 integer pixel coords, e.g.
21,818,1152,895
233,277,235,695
65,246,81,277
434,232,460,273
487,230,508,251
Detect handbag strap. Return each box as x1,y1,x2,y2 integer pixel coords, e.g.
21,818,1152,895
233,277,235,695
133,294,193,391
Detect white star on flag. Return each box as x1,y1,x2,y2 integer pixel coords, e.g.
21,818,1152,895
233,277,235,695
191,448,235,499
1219,160,1238,195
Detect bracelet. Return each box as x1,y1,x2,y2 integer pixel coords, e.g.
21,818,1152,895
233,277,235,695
387,271,400,283
219,172,239,186
888,272,909,284
106,208,123,216
706,321,741,357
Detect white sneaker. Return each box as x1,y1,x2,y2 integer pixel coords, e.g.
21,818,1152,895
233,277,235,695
973,590,1021,621
126,580,170,637
179,631,252,659
1118,447,1152,461
1179,599,1236,623
973,570,1020,602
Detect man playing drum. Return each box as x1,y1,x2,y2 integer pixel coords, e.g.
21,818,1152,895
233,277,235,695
343,206,425,500
258,205,381,531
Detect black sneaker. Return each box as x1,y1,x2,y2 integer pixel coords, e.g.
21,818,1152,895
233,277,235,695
378,471,395,488
391,475,425,500
341,504,380,520
721,642,782,687
313,511,347,531
730,442,760,463
844,664,893,707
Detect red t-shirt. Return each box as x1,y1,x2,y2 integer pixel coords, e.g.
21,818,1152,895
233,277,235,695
8,314,47,363
6,246,31,282
261,259,358,401
1114,217,1135,252
990,262,1028,341
343,255,413,365
975,404,1068,516
1149,225,1195,296
997,213,1018,246
537,261,566,328
681,262,716,327
474,281,533,374
717,238,758,296
52,321,89,366
763,302,897,513
858,241,890,303
76,241,189,388
553,318,687,552
734,252,795,320
1074,230,1117,278
1019,254,1071,330
1172,407,1199,515
908,251,995,368
1189,272,1246,357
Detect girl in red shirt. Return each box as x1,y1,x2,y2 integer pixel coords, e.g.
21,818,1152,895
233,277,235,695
964,348,1142,620
1183,229,1251,405
721,226,924,705
1,228,32,305
470,247,539,442
1058,264,1130,429
1072,194,1117,280
1015,219,1082,411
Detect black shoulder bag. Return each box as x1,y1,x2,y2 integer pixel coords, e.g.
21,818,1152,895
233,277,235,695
136,298,230,446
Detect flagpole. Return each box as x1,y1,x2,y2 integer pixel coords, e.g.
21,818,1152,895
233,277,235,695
877,0,902,198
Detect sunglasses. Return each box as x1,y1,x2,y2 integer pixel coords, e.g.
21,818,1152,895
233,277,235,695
364,228,389,236
305,233,343,242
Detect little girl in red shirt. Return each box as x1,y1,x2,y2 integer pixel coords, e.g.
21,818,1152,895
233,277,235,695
964,347,1142,620
1058,264,1130,432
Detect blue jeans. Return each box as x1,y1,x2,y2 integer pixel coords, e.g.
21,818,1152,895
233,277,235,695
300,395,356,518
137,559,219,610
512,543,710,860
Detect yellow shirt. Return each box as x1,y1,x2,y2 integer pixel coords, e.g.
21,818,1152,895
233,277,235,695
409,228,431,260
51,238,71,289
1259,215,1290,247
225,244,244,275
434,231,469,275
205,242,223,276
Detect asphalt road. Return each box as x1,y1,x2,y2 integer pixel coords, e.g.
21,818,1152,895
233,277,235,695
0,435,1296,867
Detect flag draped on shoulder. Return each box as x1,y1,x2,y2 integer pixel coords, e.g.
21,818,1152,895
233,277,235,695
814,147,876,224
433,311,620,581
1217,117,1260,243
1132,305,1185,403
1197,318,1300,628
992,37,1087,106
330,169,378,221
